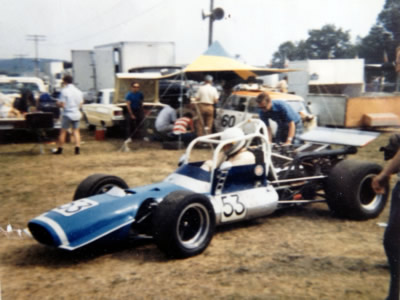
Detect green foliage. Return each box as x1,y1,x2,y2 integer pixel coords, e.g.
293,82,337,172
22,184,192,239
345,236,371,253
357,25,392,64
271,25,357,67
378,0,400,42
270,0,400,67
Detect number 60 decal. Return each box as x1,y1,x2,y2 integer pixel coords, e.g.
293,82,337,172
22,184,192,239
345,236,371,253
221,115,236,127
221,194,246,222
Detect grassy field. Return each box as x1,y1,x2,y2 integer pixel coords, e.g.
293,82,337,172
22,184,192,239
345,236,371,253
0,129,397,299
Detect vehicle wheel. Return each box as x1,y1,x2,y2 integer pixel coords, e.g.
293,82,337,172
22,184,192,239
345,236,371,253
152,190,215,258
325,160,388,220
73,174,128,200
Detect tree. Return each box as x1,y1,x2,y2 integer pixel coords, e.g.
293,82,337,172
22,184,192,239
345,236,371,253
357,25,392,64
355,0,399,64
306,25,356,59
377,0,400,60
270,25,357,67
378,0,400,43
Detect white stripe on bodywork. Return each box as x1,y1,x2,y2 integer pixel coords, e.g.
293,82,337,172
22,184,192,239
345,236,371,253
59,219,134,250
36,215,69,245
164,173,211,193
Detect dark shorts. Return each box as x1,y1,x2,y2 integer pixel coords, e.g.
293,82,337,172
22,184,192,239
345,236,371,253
61,115,80,129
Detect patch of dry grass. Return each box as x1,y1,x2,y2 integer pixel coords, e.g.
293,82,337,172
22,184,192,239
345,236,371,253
0,129,397,300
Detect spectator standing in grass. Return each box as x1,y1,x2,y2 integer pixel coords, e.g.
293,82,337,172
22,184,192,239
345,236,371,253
53,75,83,155
372,134,400,300
125,82,144,139
193,75,219,136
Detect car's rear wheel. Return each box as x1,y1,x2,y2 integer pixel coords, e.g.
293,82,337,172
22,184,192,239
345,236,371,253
325,160,388,220
73,174,128,200
152,191,215,258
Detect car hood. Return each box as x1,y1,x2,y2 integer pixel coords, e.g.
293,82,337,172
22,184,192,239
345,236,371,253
28,182,189,250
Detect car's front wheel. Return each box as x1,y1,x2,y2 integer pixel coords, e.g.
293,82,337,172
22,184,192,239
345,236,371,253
325,160,388,220
73,174,128,200
152,191,215,258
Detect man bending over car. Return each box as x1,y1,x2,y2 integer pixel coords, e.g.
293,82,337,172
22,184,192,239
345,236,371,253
256,92,303,145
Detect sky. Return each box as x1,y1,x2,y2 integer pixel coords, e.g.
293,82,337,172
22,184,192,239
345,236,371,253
0,0,386,66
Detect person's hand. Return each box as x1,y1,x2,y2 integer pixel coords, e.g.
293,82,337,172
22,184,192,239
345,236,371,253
371,174,389,194
283,137,293,146
130,113,136,119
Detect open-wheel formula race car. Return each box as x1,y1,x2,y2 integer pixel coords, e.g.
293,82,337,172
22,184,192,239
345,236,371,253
28,120,388,258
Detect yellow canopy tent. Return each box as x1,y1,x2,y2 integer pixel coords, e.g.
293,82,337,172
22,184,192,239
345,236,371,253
181,41,295,82
113,41,298,103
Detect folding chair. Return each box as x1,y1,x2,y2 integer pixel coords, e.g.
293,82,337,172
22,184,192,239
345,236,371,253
25,112,55,154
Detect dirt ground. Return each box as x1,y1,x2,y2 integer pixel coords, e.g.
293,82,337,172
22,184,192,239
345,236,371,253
0,129,397,300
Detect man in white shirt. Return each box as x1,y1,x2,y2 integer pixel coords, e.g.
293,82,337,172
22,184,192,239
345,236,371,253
276,76,288,93
53,75,83,155
193,75,219,136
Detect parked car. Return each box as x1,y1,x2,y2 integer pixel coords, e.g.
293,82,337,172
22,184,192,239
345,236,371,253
215,88,316,133
28,119,387,258
0,76,48,105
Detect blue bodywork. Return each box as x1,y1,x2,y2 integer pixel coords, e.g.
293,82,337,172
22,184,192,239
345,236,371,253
28,182,189,250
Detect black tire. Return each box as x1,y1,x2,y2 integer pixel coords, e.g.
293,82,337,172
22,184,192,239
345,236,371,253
152,191,215,258
325,160,388,220
73,174,128,200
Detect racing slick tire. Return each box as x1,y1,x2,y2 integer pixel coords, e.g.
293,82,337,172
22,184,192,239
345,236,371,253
73,174,129,200
152,191,216,258
325,160,388,220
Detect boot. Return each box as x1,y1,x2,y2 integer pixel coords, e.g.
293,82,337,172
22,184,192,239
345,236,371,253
75,146,80,155
53,147,63,155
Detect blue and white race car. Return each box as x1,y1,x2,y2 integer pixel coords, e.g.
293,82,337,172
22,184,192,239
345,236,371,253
28,120,388,258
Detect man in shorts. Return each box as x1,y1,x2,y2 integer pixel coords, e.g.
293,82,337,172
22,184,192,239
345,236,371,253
53,75,83,155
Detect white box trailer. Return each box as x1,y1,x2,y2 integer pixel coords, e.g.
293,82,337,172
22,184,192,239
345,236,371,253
94,41,176,90
288,59,365,99
71,50,96,92
308,93,400,128
285,59,400,129
43,61,64,93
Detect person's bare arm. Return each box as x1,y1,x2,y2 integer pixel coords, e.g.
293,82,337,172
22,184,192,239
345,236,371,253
284,121,296,145
372,149,400,194
267,126,273,143
125,101,135,119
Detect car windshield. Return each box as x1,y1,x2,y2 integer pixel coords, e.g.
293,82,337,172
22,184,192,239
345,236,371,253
0,81,40,94
248,97,259,113
248,97,309,114
222,95,247,112
286,101,308,113
0,82,20,94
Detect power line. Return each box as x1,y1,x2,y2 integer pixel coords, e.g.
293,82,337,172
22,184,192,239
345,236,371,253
26,34,46,76
52,1,165,46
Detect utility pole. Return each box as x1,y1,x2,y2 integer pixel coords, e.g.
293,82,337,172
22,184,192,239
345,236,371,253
208,0,214,47
202,0,224,47
26,34,46,77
